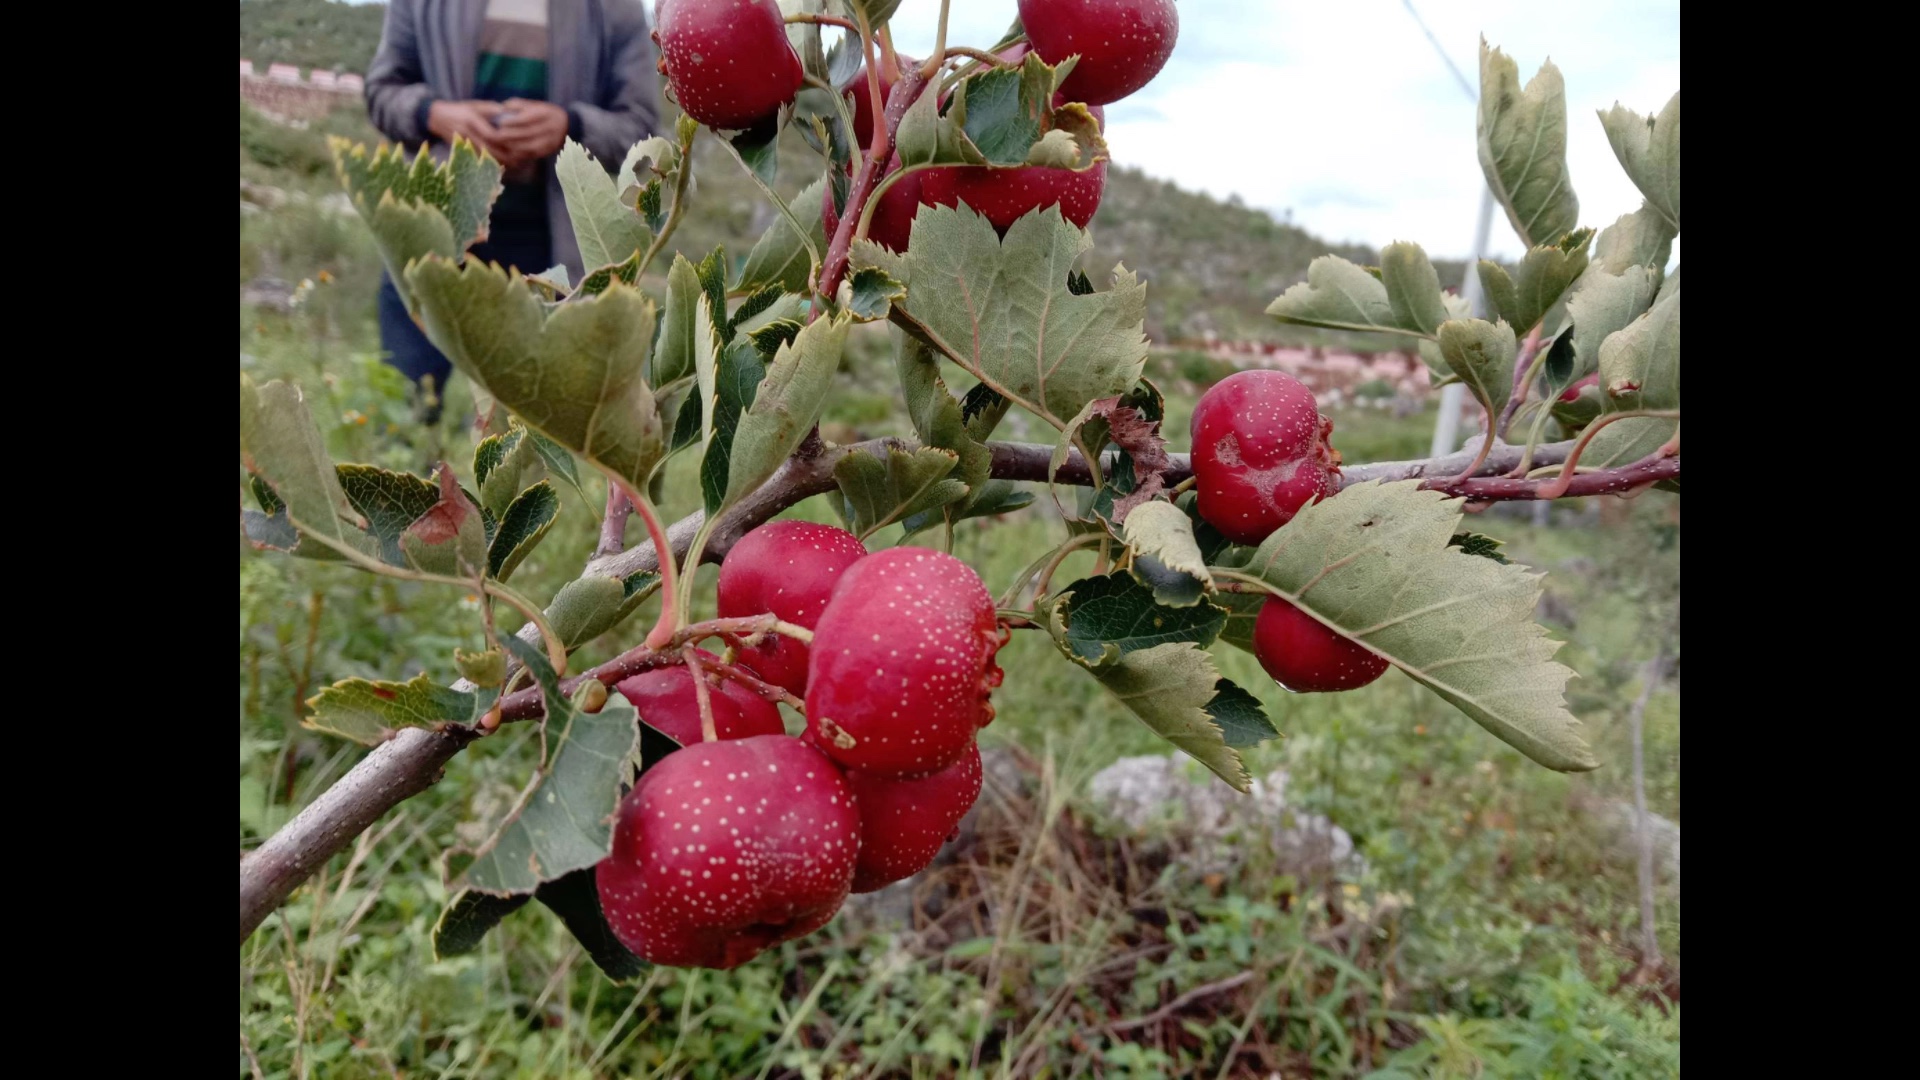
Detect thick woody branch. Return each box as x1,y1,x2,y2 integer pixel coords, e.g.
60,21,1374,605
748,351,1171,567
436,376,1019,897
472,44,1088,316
240,431,1669,942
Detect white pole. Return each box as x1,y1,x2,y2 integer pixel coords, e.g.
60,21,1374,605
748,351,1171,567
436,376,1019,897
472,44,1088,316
1430,187,1496,458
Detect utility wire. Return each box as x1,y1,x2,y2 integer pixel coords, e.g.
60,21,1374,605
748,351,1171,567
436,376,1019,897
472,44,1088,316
1399,0,1477,103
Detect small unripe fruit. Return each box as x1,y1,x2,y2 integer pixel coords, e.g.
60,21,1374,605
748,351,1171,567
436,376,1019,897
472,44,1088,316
654,0,805,130
1252,596,1390,693
822,156,925,253
596,734,860,970
1188,370,1341,545
845,742,983,893
717,521,869,696
613,650,785,747
1019,0,1180,107
805,547,1004,777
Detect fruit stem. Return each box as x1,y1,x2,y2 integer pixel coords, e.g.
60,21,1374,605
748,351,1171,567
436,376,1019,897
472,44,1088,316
783,12,859,33
682,647,720,743
923,0,952,80
629,486,680,650
1534,409,1680,500
705,659,806,711
769,620,815,644
1496,326,1547,439
813,59,927,313
634,119,696,282
998,532,1105,609
940,46,1013,68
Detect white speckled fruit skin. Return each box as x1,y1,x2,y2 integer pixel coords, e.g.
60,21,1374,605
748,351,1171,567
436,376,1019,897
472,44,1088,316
1019,0,1180,107
845,742,983,893
655,0,804,130
717,521,869,696
596,735,860,970
804,547,1005,777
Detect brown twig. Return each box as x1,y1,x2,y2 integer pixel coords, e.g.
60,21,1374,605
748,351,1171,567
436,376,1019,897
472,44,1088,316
597,484,630,557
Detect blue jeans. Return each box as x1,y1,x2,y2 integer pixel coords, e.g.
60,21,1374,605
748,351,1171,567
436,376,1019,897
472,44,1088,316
377,182,553,402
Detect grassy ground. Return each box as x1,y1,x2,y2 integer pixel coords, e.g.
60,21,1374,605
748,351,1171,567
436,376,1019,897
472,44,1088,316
239,104,1680,1079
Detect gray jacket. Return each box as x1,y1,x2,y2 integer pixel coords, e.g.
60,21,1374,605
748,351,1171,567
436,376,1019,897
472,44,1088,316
365,0,662,279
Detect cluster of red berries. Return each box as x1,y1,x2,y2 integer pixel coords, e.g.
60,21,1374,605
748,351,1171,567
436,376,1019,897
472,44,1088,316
595,521,1004,970
1188,371,1392,694
652,0,1181,247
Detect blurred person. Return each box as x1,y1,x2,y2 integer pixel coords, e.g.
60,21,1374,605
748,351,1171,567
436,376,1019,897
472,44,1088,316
365,0,661,424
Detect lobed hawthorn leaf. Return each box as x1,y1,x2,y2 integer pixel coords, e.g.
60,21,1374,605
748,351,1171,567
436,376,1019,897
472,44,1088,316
527,264,571,299
864,203,1147,430
240,377,380,561
846,266,905,321
337,463,441,566
651,254,706,388
615,130,684,207
407,260,664,493
546,574,630,650
1266,243,1455,343
727,114,783,184
305,671,491,746
728,286,785,336
455,646,507,688
1593,202,1675,280
1436,318,1518,425
488,481,560,582
556,139,652,273
718,313,850,513
433,890,532,958
433,867,645,979
1049,571,1228,667
1477,40,1580,249
893,332,1015,535
1204,679,1280,749
458,636,640,895
473,424,540,517
1451,532,1511,564
1055,634,1252,792
1477,228,1594,338
833,444,967,540
1123,500,1214,609
1241,480,1599,771
736,176,827,295
526,430,589,506
400,467,489,579
575,249,642,297
746,318,804,358
331,136,500,310
699,340,769,515
1586,270,1679,469
1599,92,1679,234
901,481,1034,536
1561,264,1659,394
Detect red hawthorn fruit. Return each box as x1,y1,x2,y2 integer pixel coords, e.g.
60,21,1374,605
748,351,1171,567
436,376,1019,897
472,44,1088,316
1188,370,1341,545
918,103,1107,234
654,0,805,130
1559,372,1600,402
845,742,983,893
821,155,925,253
613,649,785,747
1252,596,1390,693
842,54,917,148
1019,0,1180,107
595,734,860,970
805,547,1004,777
717,520,869,697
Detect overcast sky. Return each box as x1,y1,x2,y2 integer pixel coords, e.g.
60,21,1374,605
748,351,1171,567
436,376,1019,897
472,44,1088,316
346,0,1679,263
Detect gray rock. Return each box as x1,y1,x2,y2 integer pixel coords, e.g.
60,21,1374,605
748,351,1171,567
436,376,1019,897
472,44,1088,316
1085,753,1365,880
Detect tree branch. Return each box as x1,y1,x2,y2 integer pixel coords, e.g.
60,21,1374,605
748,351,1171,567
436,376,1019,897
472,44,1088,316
239,432,1674,941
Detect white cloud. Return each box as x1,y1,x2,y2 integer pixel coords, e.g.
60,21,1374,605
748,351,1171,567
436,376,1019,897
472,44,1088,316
879,0,1680,263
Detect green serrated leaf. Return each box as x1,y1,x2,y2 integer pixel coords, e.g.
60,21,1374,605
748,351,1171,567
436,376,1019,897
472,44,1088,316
846,265,905,321
1205,679,1280,749
455,646,507,688
650,254,706,388
737,176,827,294
869,205,1146,428
1122,501,1214,608
526,430,589,506
239,377,370,554
488,481,560,581
407,261,664,492
1477,41,1580,248
546,574,632,650
575,249,643,297
331,137,500,310
433,889,532,958
699,341,768,515
1586,272,1679,468
728,119,781,184
1243,480,1598,771
615,135,682,206
306,672,481,745
1051,572,1228,667
1478,229,1593,337
335,463,441,566
400,467,489,578
1266,245,1450,342
1592,203,1676,277
1061,636,1251,791
557,139,653,272
747,318,804,358
473,425,539,517
459,636,641,895
1562,265,1659,393
1451,532,1511,564
833,444,967,540
1599,92,1679,233
1436,319,1517,424
718,313,849,512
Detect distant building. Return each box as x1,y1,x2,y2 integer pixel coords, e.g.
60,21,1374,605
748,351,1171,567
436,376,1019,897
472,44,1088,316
240,59,254,76
309,70,338,89
338,73,364,93
267,63,301,85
